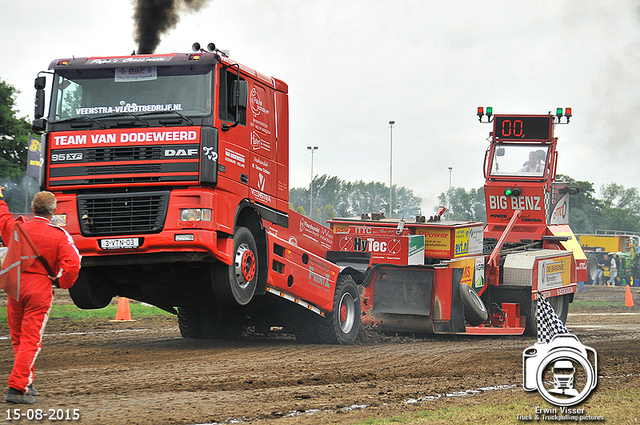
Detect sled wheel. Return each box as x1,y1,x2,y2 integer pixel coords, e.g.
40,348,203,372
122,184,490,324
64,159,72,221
317,275,360,345
548,294,570,323
213,227,259,306
525,294,570,336
459,283,488,326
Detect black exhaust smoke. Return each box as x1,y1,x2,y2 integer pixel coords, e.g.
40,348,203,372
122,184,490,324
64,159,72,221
133,0,209,54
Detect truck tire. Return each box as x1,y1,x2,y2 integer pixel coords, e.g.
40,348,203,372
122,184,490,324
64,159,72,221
291,308,320,344
213,227,259,306
177,306,203,339
525,294,570,336
317,275,360,345
459,283,488,326
549,294,570,323
199,307,243,339
68,270,113,309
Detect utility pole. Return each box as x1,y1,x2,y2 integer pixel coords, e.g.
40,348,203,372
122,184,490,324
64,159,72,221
307,146,318,217
389,121,395,218
448,166,453,220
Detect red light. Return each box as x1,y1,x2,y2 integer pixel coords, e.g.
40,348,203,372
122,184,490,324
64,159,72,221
565,107,572,117
477,106,484,115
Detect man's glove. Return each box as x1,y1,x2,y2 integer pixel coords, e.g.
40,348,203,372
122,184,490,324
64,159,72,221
49,276,60,288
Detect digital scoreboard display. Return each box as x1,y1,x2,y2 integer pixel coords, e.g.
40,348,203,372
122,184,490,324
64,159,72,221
493,116,552,140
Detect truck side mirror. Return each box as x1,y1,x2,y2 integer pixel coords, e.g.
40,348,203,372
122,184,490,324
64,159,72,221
222,79,248,131
32,118,46,134
34,76,46,90
231,80,248,110
34,76,47,120
34,89,45,119
33,77,47,133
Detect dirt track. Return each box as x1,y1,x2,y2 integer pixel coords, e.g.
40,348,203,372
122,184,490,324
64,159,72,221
0,285,638,424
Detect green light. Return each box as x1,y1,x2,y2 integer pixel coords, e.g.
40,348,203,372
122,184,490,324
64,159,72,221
504,187,513,196
556,107,563,116
487,107,493,115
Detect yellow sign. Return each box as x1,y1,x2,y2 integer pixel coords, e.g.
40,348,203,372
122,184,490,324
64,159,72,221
454,228,470,258
448,257,476,287
416,228,450,258
331,223,350,233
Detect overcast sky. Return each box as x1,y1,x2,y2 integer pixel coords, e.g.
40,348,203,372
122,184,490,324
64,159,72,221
1,0,638,214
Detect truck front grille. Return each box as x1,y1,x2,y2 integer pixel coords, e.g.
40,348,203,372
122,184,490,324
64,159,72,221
77,191,169,236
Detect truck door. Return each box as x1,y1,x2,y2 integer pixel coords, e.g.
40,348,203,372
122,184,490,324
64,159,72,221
247,82,277,205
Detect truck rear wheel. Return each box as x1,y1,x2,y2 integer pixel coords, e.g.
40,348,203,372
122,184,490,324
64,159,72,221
317,275,360,345
291,308,320,344
213,227,259,306
199,307,243,339
177,306,203,339
68,270,113,309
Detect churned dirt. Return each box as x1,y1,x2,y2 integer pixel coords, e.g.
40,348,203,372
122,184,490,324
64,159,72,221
0,285,638,425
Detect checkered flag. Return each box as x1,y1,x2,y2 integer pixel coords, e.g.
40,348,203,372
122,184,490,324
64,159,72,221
536,292,570,343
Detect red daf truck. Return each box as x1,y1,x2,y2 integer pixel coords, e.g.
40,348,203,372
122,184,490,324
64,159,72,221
327,109,585,336
31,45,360,344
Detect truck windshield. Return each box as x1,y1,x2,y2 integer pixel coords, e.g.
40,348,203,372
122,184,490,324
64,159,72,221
49,65,212,122
489,144,549,178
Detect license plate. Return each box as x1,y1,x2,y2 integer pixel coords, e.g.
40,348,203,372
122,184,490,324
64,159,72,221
100,238,140,250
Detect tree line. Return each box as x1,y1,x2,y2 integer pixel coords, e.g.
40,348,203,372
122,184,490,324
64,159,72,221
290,175,422,223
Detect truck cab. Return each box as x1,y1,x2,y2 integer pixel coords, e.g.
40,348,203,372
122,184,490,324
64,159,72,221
32,47,360,345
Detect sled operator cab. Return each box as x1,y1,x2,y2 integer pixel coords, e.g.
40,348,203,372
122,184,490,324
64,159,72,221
479,108,587,283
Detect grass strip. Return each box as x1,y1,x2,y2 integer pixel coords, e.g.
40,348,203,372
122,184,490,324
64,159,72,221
0,302,172,323
355,388,640,424
571,299,628,309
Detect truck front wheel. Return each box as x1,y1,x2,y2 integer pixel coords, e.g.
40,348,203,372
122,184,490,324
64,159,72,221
68,270,114,309
213,227,259,306
317,275,360,345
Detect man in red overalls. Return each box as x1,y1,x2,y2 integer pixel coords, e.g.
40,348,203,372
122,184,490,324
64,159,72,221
0,187,81,404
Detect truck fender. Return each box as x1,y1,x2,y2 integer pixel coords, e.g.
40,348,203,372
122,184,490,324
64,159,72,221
233,202,269,296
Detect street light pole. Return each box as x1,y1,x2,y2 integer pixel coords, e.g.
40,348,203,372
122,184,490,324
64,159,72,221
448,166,453,220
389,121,395,218
307,146,318,217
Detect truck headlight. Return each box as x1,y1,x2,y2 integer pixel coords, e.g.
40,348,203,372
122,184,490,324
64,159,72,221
51,214,67,226
180,208,212,221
